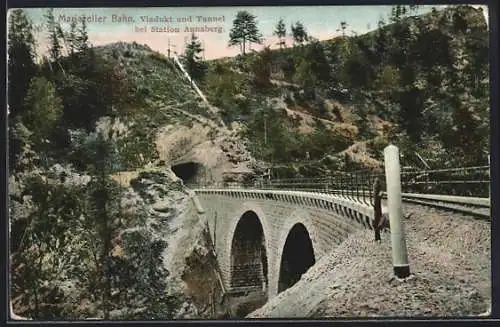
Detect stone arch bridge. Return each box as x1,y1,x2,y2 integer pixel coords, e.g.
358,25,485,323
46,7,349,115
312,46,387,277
192,188,388,302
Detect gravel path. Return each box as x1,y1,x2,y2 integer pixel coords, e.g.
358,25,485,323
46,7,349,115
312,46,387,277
248,203,491,318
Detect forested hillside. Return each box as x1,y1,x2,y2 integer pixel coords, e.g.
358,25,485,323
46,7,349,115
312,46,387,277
8,9,210,320
198,5,489,176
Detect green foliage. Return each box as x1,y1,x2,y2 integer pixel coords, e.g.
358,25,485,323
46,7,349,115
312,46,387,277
181,33,207,82
8,9,37,117
228,11,263,55
293,40,330,95
201,6,489,169
373,65,401,92
116,127,159,171
9,5,491,318
23,76,63,146
11,174,88,319
8,116,33,172
202,62,251,123
274,18,287,49
251,46,273,91
9,8,205,320
291,21,309,46
121,230,181,319
45,9,63,62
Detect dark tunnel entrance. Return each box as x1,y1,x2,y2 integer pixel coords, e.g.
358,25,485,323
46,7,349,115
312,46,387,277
230,211,269,292
171,162,202,185
278,223,315,293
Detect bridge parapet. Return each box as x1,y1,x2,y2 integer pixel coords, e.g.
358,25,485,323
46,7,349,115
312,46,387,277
193,188,389,232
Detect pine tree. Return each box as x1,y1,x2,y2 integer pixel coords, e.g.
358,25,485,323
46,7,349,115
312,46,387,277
374,16,388,65
77,19,89,53
45,9,62,62
7,9,37,119
306,40,331,84
252,46,273,90
181,33,206,81
228,11,263,55
8,9,37,172
67,20,77,57
83,130,124,319
23,76,63,147
291,21,308,46
273,18,287,49
339,21,348,38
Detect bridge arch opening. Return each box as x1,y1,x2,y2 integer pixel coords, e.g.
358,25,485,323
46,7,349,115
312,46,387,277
278,223,315,293
230,211,269,293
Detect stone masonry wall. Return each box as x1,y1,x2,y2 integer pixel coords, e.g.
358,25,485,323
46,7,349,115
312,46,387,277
195,190,380,298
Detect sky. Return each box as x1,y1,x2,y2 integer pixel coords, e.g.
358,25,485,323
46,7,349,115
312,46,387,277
9,5,488,60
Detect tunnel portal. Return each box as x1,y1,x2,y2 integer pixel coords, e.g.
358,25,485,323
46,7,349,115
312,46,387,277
230,211,269,292
278,223,316,293
171,162,203,185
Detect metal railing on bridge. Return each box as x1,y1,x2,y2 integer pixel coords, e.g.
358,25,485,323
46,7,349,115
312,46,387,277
188,164,491,217
399,165,490,198
190,169,387,207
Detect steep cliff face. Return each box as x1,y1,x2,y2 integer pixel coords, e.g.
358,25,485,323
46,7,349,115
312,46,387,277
124,171,228,319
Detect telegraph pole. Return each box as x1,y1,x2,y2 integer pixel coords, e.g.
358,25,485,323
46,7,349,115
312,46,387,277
168,40,177,59
183,35,189,54
264,115,267,146
202,40,206,61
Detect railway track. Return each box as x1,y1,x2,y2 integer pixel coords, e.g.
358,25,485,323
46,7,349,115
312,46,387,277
387,192,491,220
192,183,491,219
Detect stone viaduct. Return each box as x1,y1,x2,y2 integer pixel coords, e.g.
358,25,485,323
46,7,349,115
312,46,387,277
192,188,388,302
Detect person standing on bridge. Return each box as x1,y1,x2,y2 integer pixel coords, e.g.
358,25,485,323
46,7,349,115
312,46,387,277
373,177,383,242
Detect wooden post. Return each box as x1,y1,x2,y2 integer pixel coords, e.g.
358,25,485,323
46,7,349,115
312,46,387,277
384,145,410,279
373,177,382,242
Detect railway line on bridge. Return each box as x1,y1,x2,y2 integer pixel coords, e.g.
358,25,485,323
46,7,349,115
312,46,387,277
189,158,491,316
389,192,490,219
194,185,491,220
214,164,491,220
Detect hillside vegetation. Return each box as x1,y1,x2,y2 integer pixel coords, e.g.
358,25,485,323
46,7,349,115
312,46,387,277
199,5,489,177
8,9,229,320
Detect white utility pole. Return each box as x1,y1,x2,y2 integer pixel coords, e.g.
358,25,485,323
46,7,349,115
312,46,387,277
384,144,410,279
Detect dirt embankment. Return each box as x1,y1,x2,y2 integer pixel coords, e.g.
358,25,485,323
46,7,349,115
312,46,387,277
248,203,490,318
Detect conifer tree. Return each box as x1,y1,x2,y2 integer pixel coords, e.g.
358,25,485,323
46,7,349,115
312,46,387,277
339,21,348,38
45,9,62,62
291,21,308,46
67,20,77,57
181,33,206,81
75,19,89,55
273,18,287,49
23,77,63,147
8,9,37,170
8,9,37,118
228,11,263,55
